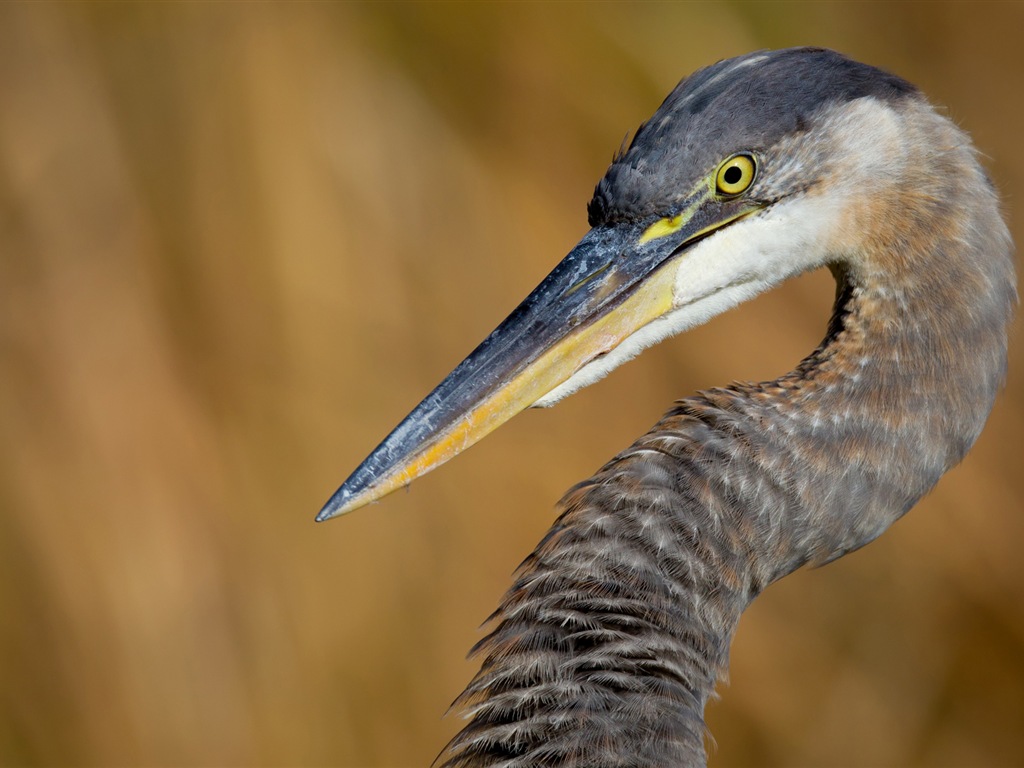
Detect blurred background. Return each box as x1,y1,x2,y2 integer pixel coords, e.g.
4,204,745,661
1,2,1022,766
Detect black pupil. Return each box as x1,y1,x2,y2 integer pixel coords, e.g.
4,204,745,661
723,164,743,185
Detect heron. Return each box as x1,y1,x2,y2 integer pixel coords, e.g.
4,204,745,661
318,48,1015,766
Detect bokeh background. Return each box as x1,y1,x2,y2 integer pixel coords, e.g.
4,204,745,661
1,2,1022,766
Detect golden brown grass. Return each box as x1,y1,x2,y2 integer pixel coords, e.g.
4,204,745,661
0,3,1021,766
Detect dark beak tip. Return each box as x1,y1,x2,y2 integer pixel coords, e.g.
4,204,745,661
314,504,337,523
315,487,355,522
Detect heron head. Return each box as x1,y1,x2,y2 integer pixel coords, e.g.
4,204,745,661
319,47,926,520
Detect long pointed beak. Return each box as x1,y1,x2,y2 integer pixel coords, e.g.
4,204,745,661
318,194,755,521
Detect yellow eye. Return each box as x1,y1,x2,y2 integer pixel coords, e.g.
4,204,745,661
715,153,756,197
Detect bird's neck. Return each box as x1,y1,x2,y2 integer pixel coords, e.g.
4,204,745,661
755,155,1015,577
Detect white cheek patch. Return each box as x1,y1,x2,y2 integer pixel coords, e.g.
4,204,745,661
533,193,848,408
672,191,847,305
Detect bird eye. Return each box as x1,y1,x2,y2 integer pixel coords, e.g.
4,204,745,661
715,154,757,197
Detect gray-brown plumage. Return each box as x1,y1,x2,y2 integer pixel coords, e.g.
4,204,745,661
320,48,1015,767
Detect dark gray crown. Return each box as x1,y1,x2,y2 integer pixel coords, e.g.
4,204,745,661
588,47,917,225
